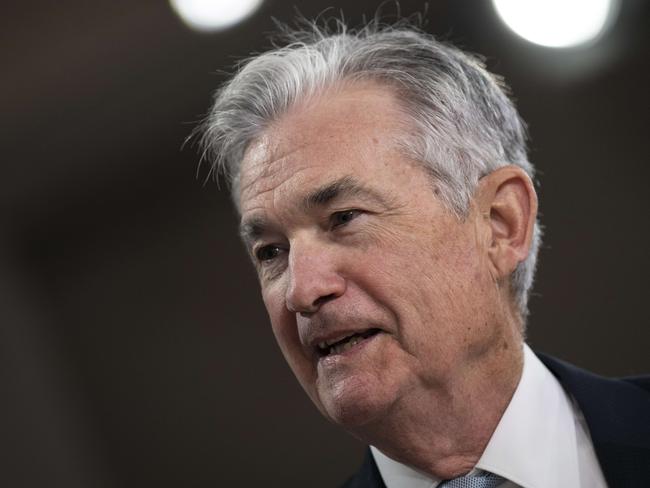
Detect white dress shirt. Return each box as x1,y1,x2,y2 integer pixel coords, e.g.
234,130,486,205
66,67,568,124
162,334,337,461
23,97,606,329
371,344,608,488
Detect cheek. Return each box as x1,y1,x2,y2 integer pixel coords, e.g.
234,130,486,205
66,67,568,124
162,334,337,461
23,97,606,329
262,290,293,352
263,289,315,380
360,228,490,340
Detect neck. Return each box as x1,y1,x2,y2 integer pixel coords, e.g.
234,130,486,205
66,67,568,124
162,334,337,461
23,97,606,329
351,332,524,480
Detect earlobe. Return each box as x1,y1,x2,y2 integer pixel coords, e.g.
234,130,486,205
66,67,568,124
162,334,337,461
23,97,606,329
477,166,538,280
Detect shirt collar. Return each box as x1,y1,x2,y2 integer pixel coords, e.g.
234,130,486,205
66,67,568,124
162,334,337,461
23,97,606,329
475,343,580,488
371,446,440,488
372,343,582,488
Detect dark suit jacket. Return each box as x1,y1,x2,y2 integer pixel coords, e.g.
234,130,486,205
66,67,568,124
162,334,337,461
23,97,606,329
342,353,650,488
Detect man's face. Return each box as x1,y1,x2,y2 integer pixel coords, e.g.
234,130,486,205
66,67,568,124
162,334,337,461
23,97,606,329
238,83,508,429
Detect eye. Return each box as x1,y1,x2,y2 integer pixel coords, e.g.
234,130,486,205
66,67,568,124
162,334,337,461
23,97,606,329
255,245,283,262
330,210,361,229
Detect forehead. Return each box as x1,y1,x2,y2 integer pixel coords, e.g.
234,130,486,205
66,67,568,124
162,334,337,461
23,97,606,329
238,83,411,214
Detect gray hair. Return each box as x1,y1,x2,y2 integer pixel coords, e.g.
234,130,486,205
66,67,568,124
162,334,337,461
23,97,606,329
197,18,542,321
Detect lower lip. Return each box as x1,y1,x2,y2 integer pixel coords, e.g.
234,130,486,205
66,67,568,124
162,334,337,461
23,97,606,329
317,332,383,367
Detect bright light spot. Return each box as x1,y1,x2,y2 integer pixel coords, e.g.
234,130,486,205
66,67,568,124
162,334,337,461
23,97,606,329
170,0,264,32
492,0,619,48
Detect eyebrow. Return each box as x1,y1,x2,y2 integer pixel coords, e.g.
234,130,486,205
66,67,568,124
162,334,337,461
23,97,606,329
239,175,388,248
239,216,267,250
302,175,387,209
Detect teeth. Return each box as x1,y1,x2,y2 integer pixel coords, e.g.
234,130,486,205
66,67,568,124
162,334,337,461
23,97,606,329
320,335,351,349
317,335,353,352
316,329,381,356
330,335,362,355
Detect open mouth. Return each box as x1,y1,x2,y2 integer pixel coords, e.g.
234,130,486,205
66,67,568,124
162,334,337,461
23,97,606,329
316,328,381,357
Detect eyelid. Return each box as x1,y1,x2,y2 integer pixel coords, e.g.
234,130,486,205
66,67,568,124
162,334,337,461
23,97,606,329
329,209,363,228
254,244,274,261
254,243,287,264
251,208,366,259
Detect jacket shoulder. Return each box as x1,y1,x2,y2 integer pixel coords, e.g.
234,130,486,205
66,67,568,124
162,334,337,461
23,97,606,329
536,352,650,487
623,375,650,393
340,449,386,488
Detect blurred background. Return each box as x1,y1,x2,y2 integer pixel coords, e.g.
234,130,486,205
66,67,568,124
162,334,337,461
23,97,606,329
1,0,648,486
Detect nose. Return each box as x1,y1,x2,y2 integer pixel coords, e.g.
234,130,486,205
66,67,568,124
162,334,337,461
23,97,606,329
285,242,346,315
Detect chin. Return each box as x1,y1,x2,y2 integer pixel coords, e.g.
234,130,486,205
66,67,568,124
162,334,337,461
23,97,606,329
317,376,395,429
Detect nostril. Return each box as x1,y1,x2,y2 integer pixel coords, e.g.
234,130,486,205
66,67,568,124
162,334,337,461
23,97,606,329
296,293,338,317
314,293,338,308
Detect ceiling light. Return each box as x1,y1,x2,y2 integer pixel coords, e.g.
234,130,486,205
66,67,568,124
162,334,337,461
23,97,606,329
492,0,619,48
170,0,264,33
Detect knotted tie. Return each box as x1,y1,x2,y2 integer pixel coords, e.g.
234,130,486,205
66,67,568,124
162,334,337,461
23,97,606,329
438,471,505,488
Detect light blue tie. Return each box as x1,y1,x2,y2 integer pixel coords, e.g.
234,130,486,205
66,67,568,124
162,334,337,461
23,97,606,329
438,471,505,487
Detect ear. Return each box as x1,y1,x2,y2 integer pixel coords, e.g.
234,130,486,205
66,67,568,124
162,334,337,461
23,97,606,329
475,165,538,281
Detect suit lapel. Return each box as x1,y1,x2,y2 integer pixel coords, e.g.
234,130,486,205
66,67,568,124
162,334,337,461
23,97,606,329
341,449,386,488
537,352,650,487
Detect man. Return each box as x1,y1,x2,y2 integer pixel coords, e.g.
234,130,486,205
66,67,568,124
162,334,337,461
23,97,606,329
197,20,650,487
